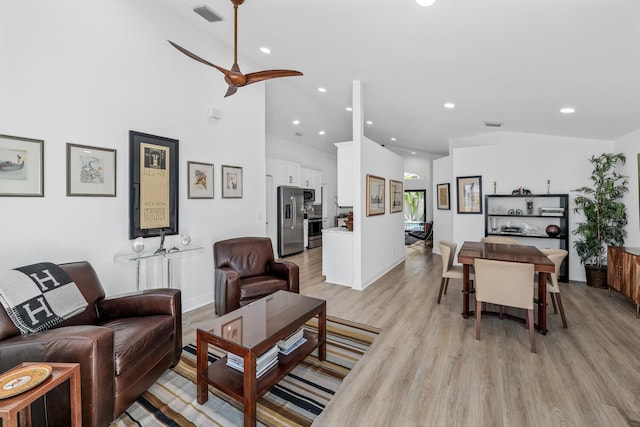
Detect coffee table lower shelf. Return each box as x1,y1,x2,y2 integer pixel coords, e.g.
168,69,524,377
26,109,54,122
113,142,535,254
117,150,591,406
204,329,320,401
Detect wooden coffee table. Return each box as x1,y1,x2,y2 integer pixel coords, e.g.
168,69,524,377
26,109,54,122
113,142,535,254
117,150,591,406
0,362,81,427
196,290,326,427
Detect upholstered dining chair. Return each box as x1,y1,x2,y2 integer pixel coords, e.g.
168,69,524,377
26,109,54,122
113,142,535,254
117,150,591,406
438,241,474,304
539,248,569,328
474,258,536,353
480,236,520,244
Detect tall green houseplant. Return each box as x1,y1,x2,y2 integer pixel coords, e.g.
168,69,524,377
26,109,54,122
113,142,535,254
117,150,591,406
573,153,628,286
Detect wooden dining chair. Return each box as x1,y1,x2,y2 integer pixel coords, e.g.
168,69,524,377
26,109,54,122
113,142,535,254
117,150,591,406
480,236,520,245
539,248,569,328
438,241,474,304
474,258,536,353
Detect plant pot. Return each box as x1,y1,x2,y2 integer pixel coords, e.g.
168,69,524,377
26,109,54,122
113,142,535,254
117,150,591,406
585,264,608,288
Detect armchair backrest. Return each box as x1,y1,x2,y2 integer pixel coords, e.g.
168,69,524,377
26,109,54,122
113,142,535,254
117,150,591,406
214,237,275,278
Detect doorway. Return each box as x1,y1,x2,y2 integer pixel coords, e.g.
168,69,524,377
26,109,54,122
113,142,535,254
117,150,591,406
404,190,426,231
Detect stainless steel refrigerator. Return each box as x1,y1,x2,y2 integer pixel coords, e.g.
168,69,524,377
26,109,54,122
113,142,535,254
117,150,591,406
277,186,305,257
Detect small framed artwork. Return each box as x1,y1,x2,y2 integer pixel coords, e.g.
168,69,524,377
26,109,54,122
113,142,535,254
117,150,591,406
129,130,179,239
222,165,243,198
437,183,450,210
456,175,483,214
66,143,116,197
0,134,44,197
366,174,385,216
187,161,214,199
221,317,242,344
390,180,403,213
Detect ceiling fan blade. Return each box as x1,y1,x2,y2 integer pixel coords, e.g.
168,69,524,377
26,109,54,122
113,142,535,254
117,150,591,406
167,40,232,77
245,70,304,85
224,85,238,98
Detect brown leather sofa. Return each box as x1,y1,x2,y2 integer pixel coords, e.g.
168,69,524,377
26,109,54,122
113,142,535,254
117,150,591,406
0,261,182,427
214,237,299,315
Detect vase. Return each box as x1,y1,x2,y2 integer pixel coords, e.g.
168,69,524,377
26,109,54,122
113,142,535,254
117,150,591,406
545,224,561,237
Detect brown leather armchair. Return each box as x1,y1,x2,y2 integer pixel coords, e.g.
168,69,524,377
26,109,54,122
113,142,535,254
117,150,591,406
0,261,182,427
214,237,299,315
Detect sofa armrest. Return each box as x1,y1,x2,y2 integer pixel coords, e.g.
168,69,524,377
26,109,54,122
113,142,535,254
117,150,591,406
0,325,115,427
98,289,182,366
215,267,240,315
269,261,300,293
97,288,181,320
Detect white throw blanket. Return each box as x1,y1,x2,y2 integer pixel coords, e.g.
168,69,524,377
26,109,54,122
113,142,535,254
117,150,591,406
0,262,88,335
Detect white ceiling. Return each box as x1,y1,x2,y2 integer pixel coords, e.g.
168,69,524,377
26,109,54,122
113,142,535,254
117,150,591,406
157,0,640,156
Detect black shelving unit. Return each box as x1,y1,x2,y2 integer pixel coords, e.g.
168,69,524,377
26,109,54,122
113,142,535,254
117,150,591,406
484,194,569,282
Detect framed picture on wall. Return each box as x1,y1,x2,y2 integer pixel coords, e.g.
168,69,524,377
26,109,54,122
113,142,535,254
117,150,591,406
66,143,116,197
0,134,44,197
129,130,179,239
221,165,243,198
437,183,450,210
366,174,385,216
456,175,482,214
187,161,214,199
390,180,403,213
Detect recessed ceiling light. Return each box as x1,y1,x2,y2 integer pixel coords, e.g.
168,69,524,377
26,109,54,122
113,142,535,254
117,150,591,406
391,137,397,141
319,130,326,135
292,120,300,125
366,120,373,125
560,107,575,114
346,107,353,111
259,47,271,54
318,87,326,93
411,152,416,155
416,0,437,6
444,102,455,109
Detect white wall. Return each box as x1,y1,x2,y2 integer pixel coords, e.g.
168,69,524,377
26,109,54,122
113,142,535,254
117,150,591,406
0,1,267,311
356,137,406,289
434,131,616,281
615,129,640,246
432,155,454,255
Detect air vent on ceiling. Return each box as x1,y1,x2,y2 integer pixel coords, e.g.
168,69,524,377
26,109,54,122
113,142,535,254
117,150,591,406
484,121,503,128
294,132,304,137
193,5,223,23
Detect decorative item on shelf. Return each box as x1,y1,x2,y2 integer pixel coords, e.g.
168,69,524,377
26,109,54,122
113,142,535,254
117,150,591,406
526,198,534,215
493,181,497,195
155,228,167,254
132,237,145,253
545,224,561,237
515,209,523,216
511,187,532,195
491,205,505,215
489,217,498,232
522,223,540,235
547,179,551,194
345,211,354,231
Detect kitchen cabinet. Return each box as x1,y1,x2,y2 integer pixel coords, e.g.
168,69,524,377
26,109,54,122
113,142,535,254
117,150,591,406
267,158,300,186
485,194,569,281
300,167,322,203
335,142,354,207
607,246,640,318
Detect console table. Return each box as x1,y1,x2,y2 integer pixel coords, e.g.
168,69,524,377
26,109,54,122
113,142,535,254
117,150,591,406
114,246,203,290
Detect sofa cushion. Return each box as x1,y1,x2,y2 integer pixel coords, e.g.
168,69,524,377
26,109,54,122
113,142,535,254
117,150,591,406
101,315,174,376
239,276,288,300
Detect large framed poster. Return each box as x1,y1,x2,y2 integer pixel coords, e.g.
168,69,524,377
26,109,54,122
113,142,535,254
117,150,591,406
129,131,179,239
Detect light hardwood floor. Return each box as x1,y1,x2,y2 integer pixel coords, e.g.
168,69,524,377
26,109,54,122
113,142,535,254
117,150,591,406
183,243,640,427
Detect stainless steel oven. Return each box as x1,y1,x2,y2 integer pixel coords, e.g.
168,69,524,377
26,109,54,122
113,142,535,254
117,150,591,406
308,218,322,248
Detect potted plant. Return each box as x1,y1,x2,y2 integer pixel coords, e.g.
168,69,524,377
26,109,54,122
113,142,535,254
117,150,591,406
572,152,628,287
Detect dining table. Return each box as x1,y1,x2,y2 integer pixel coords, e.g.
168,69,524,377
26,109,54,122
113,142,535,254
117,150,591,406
457,241,556,335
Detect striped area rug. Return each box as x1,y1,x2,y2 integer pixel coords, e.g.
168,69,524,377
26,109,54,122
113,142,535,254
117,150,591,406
111,316,380,427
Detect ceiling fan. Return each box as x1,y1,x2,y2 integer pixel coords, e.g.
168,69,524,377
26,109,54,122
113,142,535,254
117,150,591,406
168,0,303,97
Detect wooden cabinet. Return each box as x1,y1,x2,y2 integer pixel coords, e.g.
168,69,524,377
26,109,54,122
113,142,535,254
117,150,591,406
485,194,569,281
607,246,640,318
